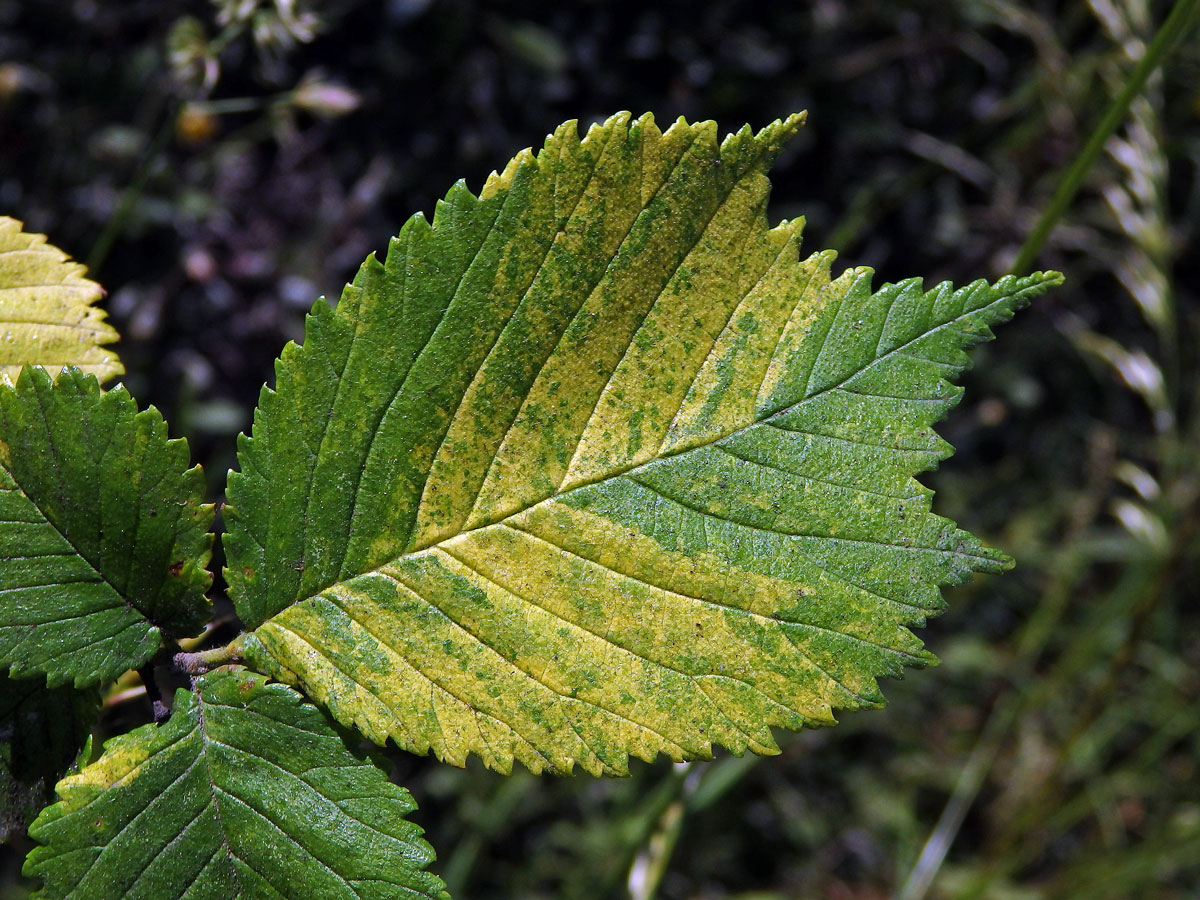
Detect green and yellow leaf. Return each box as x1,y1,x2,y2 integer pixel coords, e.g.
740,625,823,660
223,111,1064,775
0,217,122,384
0,367,213,687
23,667,447,900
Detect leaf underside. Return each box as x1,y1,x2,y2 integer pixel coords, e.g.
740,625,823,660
0,217,122,384
0,674,97,843
0,367,213,687
224,111,1064,775
24,667,447,900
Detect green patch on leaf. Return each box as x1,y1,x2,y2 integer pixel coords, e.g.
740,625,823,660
23,667,447,900
0,367,213,687
224,111,1063,775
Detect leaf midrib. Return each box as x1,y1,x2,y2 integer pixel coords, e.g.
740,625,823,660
0,382,179,630
274,277,1043,619
0,456,152,632
414,281,1037,550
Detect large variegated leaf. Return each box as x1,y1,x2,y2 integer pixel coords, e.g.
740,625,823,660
23,667,447,900
0,217,122,384
0,674,97,843
224,111,1064,776
0,367,213,687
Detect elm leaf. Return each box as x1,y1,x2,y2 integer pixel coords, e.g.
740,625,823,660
0,367,213,687
0,217,122,384
23,667,447,900
224,111,1064,775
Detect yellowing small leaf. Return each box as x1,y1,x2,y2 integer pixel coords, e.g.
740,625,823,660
223,112,1064,776
0,216,122,383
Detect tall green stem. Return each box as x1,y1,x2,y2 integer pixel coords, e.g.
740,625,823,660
1010,0,1200,273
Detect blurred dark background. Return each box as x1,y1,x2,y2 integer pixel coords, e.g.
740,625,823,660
2,1,1198,897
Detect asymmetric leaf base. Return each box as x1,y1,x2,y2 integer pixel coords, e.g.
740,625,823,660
223,111,1063,775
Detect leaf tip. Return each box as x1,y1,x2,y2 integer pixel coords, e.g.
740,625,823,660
762,109,808,143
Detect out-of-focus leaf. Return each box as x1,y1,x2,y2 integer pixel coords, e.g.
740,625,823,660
0,674,97,843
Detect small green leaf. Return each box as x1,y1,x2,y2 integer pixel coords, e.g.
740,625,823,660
23,667,447,900
0,367,213,687
0,674,97,843
224,112,1063,775
0,217,122,384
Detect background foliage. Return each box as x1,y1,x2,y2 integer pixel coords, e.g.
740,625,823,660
2,1,1198,898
